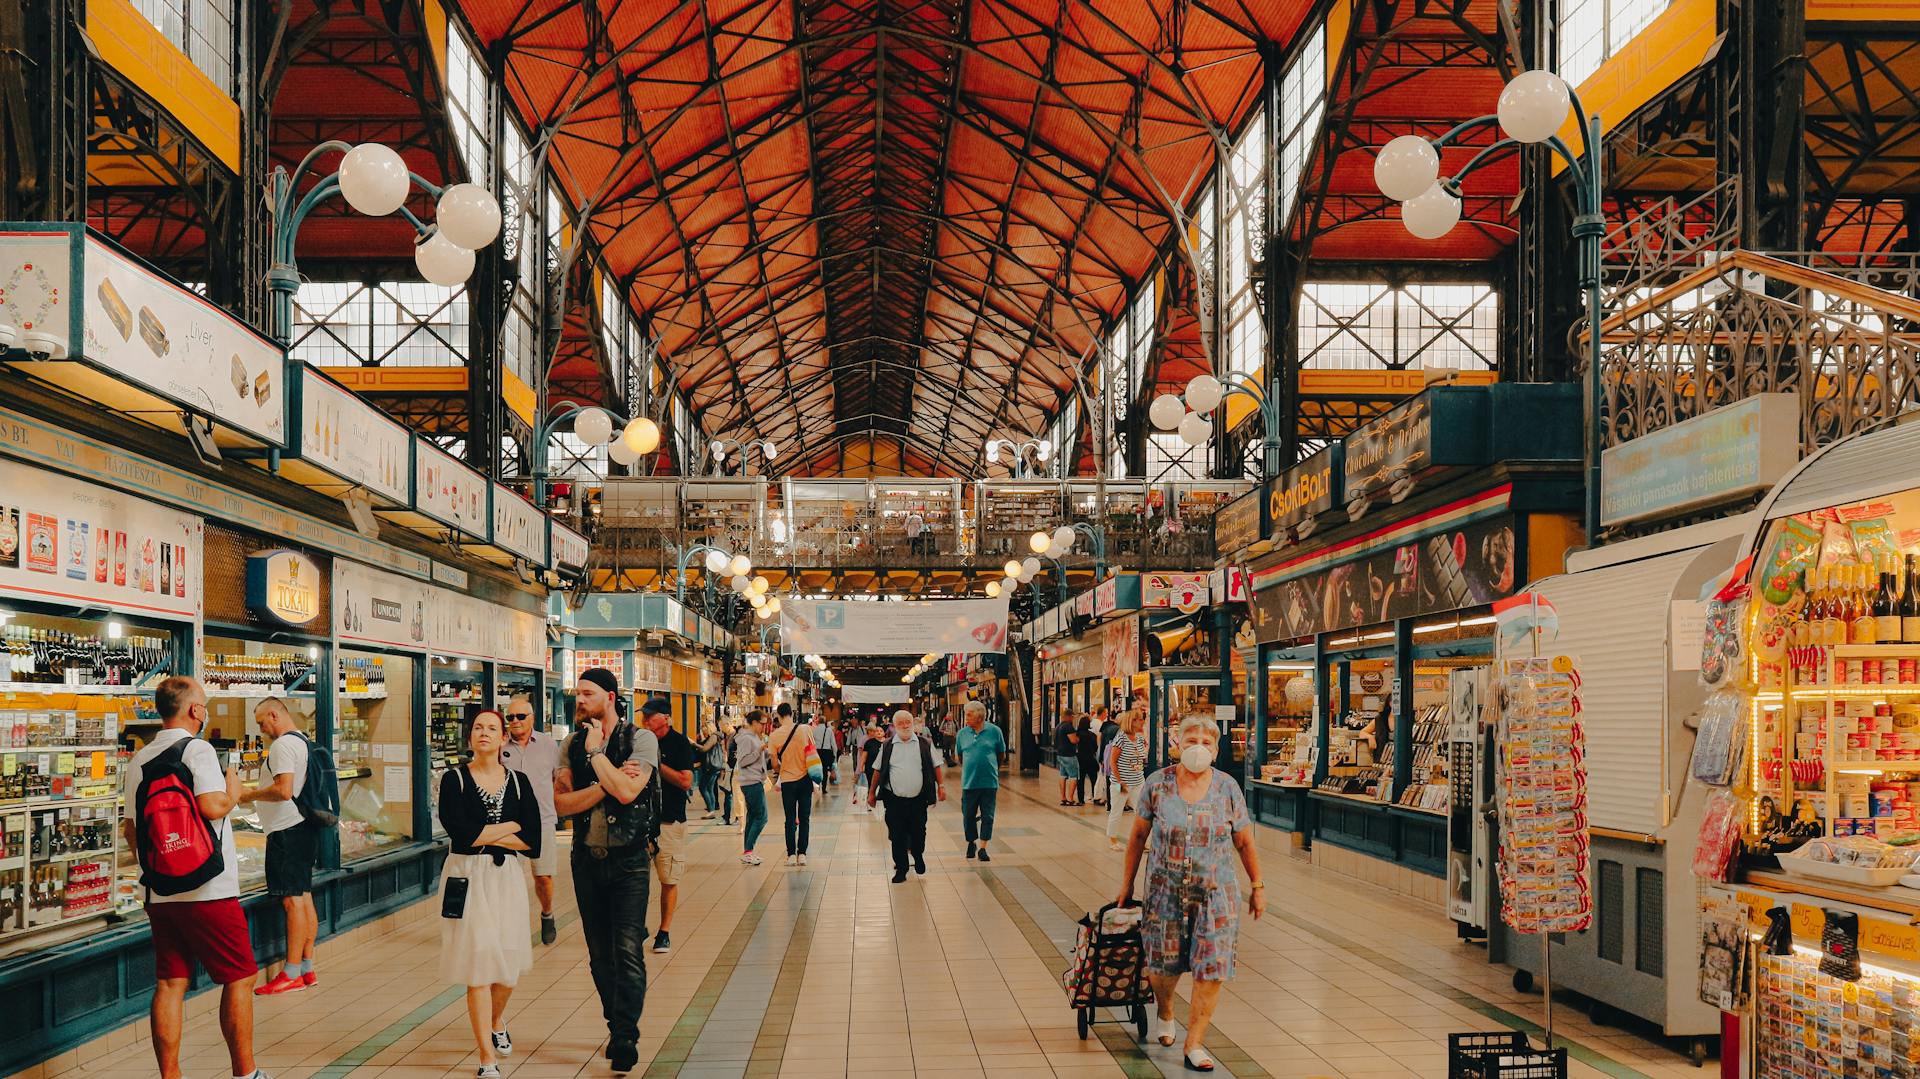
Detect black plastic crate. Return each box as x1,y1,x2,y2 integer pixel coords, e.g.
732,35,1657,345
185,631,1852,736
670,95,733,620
1448,1032,1569,1078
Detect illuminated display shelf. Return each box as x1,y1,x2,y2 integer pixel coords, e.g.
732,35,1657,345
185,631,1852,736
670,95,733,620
1755,644,1920,833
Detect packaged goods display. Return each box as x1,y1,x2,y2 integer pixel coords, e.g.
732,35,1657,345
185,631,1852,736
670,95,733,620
334,651,414,861
1495,654,1590,934
1397,704,1451,813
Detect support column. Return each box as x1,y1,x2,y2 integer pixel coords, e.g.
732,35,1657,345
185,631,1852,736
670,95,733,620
10,0,86,222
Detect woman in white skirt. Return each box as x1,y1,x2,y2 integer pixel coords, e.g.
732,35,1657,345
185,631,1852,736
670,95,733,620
437,710,542,1079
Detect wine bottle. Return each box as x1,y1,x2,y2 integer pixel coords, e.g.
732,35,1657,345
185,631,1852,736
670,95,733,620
1876,559,1901,641
1903,555,1920,645
1853,563,1879,644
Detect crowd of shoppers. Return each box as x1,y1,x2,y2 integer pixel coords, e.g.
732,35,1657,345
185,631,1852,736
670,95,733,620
126,668,1267,1079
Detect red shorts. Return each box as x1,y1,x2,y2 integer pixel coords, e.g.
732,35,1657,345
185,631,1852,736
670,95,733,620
147,898,257,985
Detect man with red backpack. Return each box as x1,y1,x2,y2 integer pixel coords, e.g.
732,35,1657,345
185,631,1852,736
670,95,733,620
120,676,271,1079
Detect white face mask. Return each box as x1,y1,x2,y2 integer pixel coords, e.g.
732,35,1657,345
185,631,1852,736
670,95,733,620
1179,743,1214,774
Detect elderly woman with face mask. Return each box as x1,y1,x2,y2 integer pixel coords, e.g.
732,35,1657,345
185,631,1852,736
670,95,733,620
1114,712,1263,1073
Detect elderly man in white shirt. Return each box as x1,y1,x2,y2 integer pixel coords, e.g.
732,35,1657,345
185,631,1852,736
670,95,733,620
867,709,945,883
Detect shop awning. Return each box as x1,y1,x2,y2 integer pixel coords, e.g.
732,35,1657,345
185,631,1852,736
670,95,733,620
1762,416,1920,521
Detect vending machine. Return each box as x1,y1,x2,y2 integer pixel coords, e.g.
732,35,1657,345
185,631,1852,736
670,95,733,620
1446,667,1493,937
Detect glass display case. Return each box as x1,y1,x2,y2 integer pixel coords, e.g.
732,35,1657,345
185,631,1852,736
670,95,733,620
428,659,484,836
335,650,415,861
0,608,177,950
1260,660,1316,786
1321,655,1394,801
201,635,321,892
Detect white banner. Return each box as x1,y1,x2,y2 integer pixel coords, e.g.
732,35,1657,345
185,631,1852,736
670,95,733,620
840,685,909,705
491,608,547,670
0,457,202,620
550,521,591,571
414,439,488,535
302,369,411,503
428,586,490,659
490,483,545,563
82,236,285,444
334,560,429,651
780,597,1010,656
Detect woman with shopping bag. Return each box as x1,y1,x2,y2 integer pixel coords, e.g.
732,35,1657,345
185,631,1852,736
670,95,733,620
772,708,821,865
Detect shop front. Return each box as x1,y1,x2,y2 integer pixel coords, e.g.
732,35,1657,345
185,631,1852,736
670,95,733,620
1242,384,1582,902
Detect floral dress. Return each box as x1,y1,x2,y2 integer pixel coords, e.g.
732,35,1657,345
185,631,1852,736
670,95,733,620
1137,766,1251,981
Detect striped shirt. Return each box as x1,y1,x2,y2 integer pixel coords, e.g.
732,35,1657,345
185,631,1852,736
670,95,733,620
1113,731,1146,785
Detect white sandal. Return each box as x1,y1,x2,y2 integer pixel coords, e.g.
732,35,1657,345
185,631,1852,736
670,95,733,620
1183,1049,1215,1072
1154,1016,1178,1047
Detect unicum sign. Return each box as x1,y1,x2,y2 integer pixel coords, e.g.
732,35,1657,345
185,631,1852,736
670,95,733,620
246,549,321,628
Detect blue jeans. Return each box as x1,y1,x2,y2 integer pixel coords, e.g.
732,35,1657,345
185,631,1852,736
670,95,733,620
742,781,769,853
696,764,721,811
961,787,997,844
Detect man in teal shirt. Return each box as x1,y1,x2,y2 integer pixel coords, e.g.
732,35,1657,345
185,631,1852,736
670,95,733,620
955,700,1007,861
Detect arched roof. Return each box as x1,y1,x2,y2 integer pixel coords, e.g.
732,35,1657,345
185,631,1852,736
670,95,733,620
454,0,1308,474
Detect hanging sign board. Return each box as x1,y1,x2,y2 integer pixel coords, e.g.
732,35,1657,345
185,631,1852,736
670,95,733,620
491,609,546,670
1599,393,1799,527
1208,565,1249,605
1073,591,1095,618
429,586,491,659
334,559,428,650
1142,572,1209,611
0,457,202,619
841,684,909,705
1213,488,1261,555
780,597,1011,655
301,369,411,503
1140,610,1218,670
490,483,546,564
413,439,489,536
550,521,591,572
245,549,322,628
1265,445,1341,535
1341,388,1490,520
1093,574,1139,617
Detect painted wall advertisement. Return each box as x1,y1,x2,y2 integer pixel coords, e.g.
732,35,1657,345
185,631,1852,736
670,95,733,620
1250,507,1519,644
1599,393,1799,526
1102,616,1139,680
302,368,411,503
334,559,428,650
490,482,546,563
0,456,202,620
81,235,285,444
414,439,488,535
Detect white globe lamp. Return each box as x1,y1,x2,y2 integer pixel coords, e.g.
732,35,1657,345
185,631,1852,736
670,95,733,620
573,406,614,445
756,606,773,620
435,183,502,249
762,440,779,461
1147,393,1185,431
1372,135,1441,202
985,580,1001,598
1497,70,1572,145
1029,531,1051,554
1178,411,1212,447
1050,525,1077,553
337,143,410,216
1020,556,1041,581
414,231,475,286
703,549,731,574
607,439,640,467
766,597,781,614
749,592,767,609
729,554,752,577
623,417,661,455
1003,560,1022,578
1402,184,1463,240
752,575,770,594
730,575,753,594
1185,373,1224,413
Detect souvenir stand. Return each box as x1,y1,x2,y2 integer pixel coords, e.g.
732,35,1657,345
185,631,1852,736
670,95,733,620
1138,572,1233,777
1687,418,1920,1077
1241,384,1583,902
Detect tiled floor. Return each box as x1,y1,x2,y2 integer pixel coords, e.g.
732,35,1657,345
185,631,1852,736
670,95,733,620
45,772,1716,1079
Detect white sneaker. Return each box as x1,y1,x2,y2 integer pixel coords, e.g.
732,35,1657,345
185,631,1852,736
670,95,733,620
785,854,797,866
490,1029,512,1057
742,851,762,865
477,1066,502,1078
797,853,807,866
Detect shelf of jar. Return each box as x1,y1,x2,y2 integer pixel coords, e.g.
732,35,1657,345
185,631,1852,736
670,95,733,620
1831,645,1920,658
36,847,113,865
0,744,119,754
0,793,122,812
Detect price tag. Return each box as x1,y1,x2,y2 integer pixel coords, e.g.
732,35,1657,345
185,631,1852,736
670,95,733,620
2,754,14,776
57,752,75,775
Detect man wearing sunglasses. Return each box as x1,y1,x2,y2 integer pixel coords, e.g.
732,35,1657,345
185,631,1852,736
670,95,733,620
499,694,562,945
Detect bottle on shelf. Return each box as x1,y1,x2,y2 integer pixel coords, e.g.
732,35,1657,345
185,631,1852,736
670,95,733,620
1904,555,1920,645
1876,558,1902,643
1849,563,1876,645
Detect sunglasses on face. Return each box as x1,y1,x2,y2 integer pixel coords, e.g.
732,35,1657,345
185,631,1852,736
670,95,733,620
505,712,534,721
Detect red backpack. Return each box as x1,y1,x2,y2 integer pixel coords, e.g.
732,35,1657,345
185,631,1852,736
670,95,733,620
134,739,225,895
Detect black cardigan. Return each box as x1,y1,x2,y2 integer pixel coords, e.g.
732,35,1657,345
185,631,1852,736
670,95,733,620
438,765,543,862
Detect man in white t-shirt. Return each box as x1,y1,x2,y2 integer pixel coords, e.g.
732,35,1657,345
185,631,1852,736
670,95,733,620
239,697,318,995
120,676,270,1079
500,693,563,945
